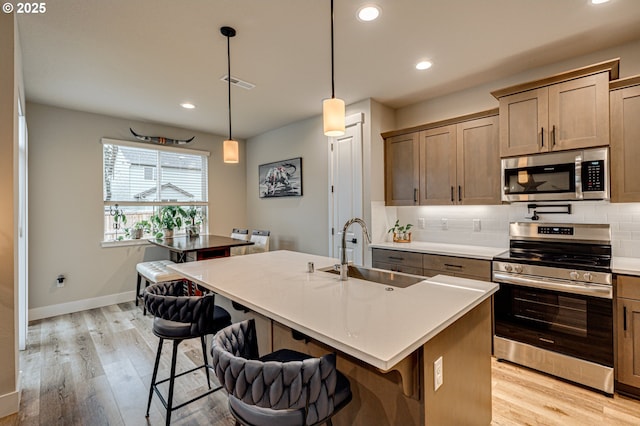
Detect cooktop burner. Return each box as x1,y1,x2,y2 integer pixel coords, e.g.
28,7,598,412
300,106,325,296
493,222,612,272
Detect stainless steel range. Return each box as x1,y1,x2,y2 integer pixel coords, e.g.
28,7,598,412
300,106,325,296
492,222,613,394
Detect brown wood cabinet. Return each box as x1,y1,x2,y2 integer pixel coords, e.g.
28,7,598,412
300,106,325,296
384,132,420,205
610,76,640,203
383,110,500,206
372,248,491,281
492,59,619,157
616,275,640,397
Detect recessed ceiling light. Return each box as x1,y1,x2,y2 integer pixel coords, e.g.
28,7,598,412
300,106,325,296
180,103,196,109
357,5,380,22
591,0,610,4
416,61,433,70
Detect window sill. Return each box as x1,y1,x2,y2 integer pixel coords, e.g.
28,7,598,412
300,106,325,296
101,239,151,248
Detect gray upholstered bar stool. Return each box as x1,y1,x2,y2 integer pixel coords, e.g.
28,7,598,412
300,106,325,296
144,281,232,425
211,319,352,426
135,260,183,315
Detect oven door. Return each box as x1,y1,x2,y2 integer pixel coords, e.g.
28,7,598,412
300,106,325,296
494,283,613,367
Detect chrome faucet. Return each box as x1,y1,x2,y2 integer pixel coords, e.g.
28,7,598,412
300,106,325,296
339,217,372,281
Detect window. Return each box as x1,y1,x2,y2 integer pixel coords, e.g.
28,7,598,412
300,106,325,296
102,138,209,241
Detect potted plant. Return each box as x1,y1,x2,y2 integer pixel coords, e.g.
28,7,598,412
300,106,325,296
126,219,151,239
388,219,413,243
184,206,203,237
151,206,186,238
110,204,127,241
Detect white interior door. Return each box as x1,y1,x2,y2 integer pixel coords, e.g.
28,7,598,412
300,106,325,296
329,113,364,264
18,100,28,350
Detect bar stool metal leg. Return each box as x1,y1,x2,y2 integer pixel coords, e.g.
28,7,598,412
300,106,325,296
165,341,180,426
200,335,211,389
146,338,164,417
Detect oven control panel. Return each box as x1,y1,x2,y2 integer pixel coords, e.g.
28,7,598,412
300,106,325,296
492,261,612,287
537,226,573,235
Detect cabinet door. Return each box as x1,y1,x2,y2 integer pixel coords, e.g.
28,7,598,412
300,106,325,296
548,72,609,151
611,84,640,202
618,297,640,388
385,133,420,205
419,125,457,205
499,87,548,157
456,116,500,205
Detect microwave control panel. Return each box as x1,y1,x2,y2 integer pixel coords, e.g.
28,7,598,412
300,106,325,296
582,160,605,192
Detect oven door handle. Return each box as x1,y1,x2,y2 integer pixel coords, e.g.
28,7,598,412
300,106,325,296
493,272,612,299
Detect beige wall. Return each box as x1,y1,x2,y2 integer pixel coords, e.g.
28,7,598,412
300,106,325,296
0,13,19,417
245,99,389,258
26,103,247,313
397,38,640,129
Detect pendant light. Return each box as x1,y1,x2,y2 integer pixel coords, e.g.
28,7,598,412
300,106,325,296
221,26,239,163
323,0,345,137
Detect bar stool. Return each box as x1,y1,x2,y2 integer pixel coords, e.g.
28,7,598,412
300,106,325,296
144,281,232,425
211,319,352,426
136,260,184,315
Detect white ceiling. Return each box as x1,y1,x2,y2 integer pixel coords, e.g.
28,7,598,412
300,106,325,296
16,0,640,139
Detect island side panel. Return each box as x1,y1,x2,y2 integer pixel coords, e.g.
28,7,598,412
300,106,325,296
423,298,492,425
272,322,423,426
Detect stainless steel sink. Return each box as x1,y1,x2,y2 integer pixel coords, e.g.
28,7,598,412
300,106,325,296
318,265,425,288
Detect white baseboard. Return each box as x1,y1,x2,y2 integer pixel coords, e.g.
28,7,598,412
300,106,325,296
0,390,19,418
29,291,136,321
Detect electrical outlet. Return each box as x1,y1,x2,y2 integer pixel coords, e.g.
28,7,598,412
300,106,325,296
434,356,443,391
418,217,425,229
441,218,448,230
473,219,481,232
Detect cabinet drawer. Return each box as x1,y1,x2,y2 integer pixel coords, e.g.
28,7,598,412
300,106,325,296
618,275,640,300
423,254,490,280
372,249,423,269
373,261,423,276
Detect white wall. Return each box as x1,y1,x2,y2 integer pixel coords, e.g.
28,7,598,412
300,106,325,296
26,103,247,316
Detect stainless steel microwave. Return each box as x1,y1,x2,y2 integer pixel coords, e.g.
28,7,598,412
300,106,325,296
501,147,609,202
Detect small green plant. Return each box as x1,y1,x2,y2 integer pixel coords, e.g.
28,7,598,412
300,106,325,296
150,206,186,238
388,219,413,235
125,219,152,239
110,204,127,241
184,206,203,226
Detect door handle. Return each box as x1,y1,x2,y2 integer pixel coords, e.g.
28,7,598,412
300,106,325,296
450,186,454,202
414,188,418,203
458,185,462,202
624,306,627,331
541,127,544,148
351,238,358,244
552,125,556,146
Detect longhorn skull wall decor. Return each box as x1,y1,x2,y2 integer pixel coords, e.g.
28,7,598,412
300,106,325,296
129,128,195,145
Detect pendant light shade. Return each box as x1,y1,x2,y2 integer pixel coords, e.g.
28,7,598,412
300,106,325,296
223,139,239,163
323,0,345,137
221,26,239,163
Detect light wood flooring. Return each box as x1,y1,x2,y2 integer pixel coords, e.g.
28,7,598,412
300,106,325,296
1,301,640,425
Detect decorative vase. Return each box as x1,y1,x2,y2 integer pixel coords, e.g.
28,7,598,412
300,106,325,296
132,228,143,239
187,225,200,238
163,229,174,238
393,232,412,243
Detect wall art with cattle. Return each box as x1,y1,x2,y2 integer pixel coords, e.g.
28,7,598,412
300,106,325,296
259,157,302,198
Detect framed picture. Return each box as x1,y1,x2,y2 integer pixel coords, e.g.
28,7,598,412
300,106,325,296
259,157,303,198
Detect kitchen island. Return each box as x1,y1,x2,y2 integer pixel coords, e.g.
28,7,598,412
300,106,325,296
169,250,499,425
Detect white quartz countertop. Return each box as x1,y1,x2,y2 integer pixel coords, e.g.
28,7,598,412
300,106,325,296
613,257,640,276
169,250,498,371
370,241,506,260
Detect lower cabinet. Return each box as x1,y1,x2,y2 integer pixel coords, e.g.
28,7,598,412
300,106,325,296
617,275,640,397
372,248,491,281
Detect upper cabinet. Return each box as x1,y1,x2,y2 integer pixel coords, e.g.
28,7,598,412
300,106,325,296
492,59,619,157
610,76,640,203
383,110,500,206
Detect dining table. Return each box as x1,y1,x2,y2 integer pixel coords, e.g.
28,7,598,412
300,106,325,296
147,234,254,263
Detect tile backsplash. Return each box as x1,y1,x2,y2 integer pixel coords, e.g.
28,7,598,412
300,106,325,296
372,201,640,258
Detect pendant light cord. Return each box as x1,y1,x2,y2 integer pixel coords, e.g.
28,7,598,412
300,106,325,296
330,0,335,99
226,33,232,141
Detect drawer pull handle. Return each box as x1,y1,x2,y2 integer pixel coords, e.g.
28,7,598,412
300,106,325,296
444,264,463,269
388,256,404,261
